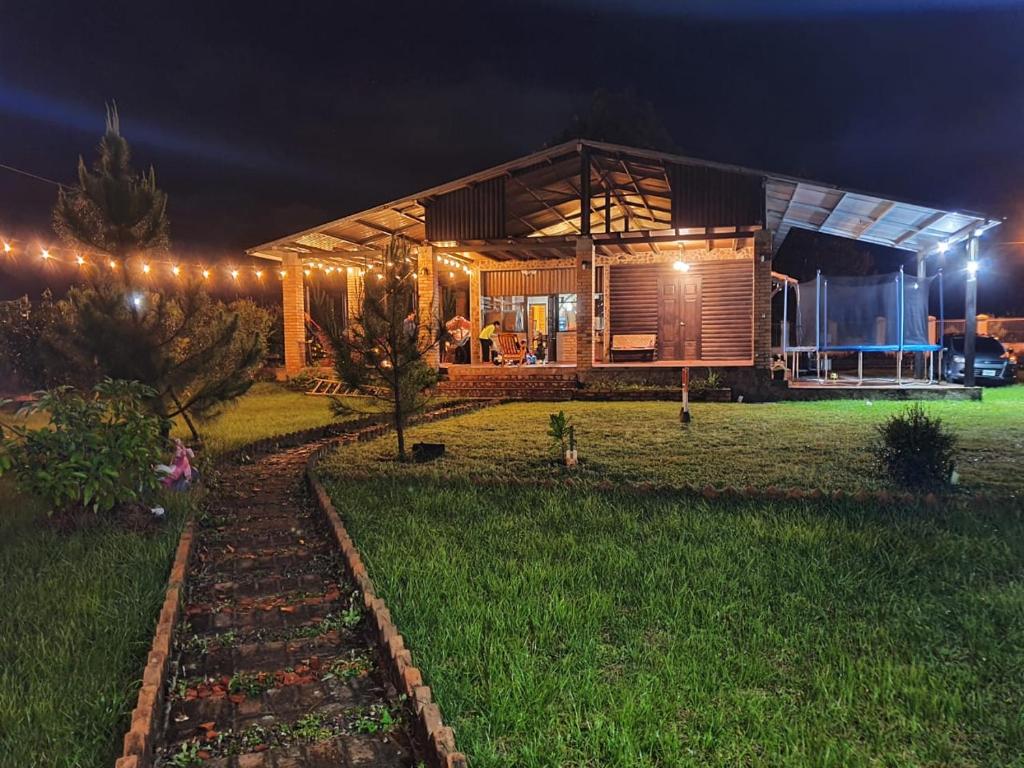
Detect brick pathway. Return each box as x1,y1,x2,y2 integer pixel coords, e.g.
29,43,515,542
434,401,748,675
154,441,415,768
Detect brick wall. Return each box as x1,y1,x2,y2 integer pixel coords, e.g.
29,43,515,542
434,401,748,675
281,253,306,376
753,230,773,369
416,245,440,368
575,237,594,377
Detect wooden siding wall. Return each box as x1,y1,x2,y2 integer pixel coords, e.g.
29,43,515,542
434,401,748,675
609,260,754,359
423,178,506,241
481,268,574,296
669,164,764,229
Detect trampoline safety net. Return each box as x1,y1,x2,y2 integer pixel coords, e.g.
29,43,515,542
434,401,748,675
793,271,938,351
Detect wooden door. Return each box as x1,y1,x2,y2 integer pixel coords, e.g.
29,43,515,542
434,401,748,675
658,275,702,360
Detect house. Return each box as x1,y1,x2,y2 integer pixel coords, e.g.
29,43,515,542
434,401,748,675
248,140,999,394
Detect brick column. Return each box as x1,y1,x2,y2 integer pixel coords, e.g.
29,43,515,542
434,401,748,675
416,245,440,369
753,230,773,369
575,236,594,377
281,253,306,377
469,264,482,364
345,268,363,325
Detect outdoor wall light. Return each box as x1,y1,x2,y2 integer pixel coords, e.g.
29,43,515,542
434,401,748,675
966,260,980,277
673,259,690,272
937,241,950,254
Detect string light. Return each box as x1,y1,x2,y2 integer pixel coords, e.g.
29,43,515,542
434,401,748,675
2,242,10,253
279,270,287,279
40,249,51,260
142,263,151,274
303,268,311,276
171,265,181,276
108,259,117,269
230,269,239,280
75,255,85,266
202,269,210,279
254,269,263,279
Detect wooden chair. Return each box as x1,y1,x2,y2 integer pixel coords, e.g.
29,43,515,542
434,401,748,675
495,333,527,365
610,334,657,362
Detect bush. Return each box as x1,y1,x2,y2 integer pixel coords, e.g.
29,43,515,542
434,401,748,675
0,379,164,515
874,403,957,490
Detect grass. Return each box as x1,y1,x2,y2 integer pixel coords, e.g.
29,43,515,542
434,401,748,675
177,382,352,455
321,385,1024,494
0,383,352,767
0,482,189,767
324,478,1024,767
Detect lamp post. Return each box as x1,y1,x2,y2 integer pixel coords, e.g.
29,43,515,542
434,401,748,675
963,235,980,387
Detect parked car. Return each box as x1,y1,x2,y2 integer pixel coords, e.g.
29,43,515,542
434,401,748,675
941,334,1017,384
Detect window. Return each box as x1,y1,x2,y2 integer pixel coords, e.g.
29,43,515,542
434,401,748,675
482,295,525,332
558,294,577,332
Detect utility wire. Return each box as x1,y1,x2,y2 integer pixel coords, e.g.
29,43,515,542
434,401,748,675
0,162,65,188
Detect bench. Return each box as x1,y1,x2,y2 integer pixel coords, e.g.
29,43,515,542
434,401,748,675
495,333,527,365
610,334,657,362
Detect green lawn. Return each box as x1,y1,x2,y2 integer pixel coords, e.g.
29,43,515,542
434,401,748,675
323,479,1024,767
0,383,350,767
322,385,1024,494
177,382,348,454
0,482,189,767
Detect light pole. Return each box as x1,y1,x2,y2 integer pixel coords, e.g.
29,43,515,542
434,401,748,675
963,235,980,387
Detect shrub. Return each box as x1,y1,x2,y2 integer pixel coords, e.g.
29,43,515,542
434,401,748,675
874,403,957,490
0,379,164,515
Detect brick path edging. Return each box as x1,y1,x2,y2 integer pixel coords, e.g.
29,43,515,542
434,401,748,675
305,402,495,768
115,521,195,768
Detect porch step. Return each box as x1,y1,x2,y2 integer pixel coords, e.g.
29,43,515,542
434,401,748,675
438,368,578,400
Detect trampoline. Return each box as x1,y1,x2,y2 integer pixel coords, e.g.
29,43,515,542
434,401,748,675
781,267,945,384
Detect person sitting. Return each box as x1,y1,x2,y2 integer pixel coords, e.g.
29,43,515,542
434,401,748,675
525,349,538,365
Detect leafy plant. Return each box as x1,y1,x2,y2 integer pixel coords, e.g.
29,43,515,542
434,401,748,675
0,379,164,515
353,703,397,734
874,403,957,490
547,411,574,456
168,739,203,767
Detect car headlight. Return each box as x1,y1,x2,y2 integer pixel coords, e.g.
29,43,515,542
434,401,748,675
952,355,965,364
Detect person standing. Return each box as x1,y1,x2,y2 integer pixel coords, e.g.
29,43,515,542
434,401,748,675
479,320,500,363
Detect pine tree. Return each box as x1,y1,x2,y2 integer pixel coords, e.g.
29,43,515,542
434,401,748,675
47,106,267,438
44,281,267,439
53,103,169,263
328,238,440,460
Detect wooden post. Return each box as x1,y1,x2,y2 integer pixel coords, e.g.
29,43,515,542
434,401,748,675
416,244,440,369
579,145,591,236
964,235,979,386
575,236,594,377
281,253,306,377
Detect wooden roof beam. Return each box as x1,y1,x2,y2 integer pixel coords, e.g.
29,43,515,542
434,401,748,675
508,174,581,234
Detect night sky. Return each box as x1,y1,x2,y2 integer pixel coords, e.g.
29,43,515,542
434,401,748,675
2,0,1023,311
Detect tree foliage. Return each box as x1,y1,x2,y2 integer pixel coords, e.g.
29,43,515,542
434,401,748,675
0,379,164,516
0,292,67,390
43,281,269,438
327,238,440,459
52,103,169,260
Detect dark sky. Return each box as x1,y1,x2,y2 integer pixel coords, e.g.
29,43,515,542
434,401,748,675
2,0,1023,310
